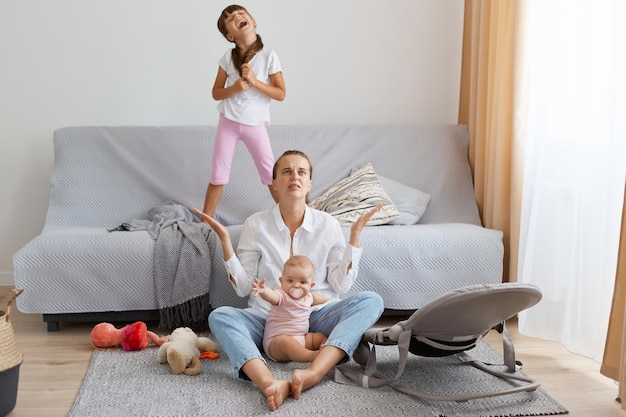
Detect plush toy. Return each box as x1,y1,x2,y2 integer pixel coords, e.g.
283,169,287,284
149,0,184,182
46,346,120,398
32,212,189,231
158,327,219,376
90,321,169,351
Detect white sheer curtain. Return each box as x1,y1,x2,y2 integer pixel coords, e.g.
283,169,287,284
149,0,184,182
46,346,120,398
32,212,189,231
516,0,626,362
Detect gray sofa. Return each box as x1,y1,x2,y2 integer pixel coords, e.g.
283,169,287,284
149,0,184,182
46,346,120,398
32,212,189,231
13,125,503,330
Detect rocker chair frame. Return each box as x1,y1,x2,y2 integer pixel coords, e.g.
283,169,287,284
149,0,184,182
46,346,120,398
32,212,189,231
334,283,543,402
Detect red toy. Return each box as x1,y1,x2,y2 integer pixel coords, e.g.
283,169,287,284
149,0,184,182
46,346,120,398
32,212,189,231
90,321,169,351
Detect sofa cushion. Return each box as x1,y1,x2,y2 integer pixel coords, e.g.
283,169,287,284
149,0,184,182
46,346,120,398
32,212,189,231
309,163,399,225
377,175,431,225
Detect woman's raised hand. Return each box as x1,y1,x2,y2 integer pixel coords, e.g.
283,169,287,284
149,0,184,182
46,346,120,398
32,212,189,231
348,203,384,247
193,208,234,260
193,208,227,235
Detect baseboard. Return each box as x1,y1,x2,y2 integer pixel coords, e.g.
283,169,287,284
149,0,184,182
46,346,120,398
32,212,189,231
0,272,15,286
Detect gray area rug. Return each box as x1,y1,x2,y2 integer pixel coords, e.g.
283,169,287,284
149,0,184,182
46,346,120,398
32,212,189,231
69,339,568,417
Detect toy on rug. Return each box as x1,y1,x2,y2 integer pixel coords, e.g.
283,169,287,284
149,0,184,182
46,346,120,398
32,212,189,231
158,327,219,376
90,321,169,351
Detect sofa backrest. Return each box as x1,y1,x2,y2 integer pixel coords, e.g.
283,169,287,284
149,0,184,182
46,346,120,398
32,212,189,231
43,125,480,232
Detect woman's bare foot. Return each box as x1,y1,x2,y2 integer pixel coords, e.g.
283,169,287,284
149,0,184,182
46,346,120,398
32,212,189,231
291,369,321,400
291,345,345,399
263,379,291,411
291,371,304,400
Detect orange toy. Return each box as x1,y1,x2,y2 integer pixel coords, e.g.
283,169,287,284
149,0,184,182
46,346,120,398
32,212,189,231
200,351,220,360
90,321,169,351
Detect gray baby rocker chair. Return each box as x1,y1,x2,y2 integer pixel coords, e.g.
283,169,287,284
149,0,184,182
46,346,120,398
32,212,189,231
334,283,543,401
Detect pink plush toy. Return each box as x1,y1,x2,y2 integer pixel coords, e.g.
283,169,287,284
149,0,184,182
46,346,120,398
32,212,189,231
90,321,169,351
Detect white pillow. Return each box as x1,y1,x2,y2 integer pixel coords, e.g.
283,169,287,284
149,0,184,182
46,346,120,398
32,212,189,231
377,175,430,225
310,163,400,225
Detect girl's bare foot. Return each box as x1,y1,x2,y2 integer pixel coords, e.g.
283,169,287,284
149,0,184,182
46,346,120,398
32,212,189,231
263,379,291,411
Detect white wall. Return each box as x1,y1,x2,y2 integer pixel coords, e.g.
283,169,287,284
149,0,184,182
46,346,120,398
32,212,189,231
0,0,464,285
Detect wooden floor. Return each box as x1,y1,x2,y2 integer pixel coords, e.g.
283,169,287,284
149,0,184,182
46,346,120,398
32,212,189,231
3,289,625,417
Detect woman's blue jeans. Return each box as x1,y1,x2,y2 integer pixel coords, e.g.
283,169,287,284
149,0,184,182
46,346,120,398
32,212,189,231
208,291,384,379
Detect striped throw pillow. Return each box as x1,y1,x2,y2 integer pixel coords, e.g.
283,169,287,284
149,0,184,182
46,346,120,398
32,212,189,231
309,163,399,225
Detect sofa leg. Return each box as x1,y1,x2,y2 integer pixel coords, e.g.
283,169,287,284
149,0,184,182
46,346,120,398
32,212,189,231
46,320,60,332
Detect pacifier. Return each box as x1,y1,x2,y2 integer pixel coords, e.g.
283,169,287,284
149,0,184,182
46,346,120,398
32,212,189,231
289,288,304,298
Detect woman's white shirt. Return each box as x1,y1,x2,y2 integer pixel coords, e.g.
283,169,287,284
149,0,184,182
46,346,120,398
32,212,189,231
224,205,362,312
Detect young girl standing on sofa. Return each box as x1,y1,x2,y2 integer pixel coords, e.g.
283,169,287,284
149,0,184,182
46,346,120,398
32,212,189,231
202,4,286,217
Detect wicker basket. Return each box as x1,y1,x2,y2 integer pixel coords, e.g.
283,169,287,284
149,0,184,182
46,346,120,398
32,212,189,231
0,287,24,417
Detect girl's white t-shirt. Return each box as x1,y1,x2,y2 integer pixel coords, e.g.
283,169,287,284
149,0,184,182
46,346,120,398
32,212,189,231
217,47,282,126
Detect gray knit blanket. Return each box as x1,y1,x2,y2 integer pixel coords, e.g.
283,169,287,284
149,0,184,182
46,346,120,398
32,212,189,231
109,203,213,329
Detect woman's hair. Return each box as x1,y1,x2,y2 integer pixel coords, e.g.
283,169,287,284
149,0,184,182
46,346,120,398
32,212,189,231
217,5,264,77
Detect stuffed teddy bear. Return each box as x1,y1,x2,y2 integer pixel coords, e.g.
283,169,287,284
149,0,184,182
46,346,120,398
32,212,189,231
90,321,169,351
158,327,219,376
